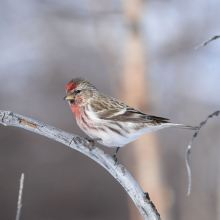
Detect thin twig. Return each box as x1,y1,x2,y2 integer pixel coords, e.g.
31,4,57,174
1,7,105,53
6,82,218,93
195,35,220,49
15,173,25,220
0,111,160,220
186,111,220,196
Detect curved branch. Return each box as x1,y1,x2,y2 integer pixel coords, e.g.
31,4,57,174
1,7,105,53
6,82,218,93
0,110,160,220
186,110,220,196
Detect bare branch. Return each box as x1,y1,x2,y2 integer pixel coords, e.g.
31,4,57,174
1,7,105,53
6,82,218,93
0,110,160,220
186,110,220,196
15,173,25,220
195,35,220,49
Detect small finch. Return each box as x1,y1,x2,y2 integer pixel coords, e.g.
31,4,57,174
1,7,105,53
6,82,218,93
64,77,197,161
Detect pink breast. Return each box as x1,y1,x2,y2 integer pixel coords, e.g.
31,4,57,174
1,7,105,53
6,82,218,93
70,104,98,134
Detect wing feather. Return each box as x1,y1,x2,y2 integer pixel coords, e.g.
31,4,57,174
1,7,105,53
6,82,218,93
90,94,169,124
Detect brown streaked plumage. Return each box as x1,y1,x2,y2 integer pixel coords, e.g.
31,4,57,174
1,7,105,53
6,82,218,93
64,77,198,161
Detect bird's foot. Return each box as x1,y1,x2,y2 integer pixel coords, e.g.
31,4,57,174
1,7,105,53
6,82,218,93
112,147,120,164
84,137,95,150
112,153,118,163
84,137,95,143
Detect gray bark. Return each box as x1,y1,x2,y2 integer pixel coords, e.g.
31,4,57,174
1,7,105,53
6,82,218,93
0,110,161,220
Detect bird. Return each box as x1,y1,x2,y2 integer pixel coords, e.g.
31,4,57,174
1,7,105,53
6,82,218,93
64,77,197,162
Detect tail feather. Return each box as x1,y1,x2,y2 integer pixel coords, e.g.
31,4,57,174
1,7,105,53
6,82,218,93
168,123,198,130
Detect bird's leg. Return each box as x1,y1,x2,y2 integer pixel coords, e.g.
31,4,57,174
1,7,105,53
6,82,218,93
113,147,120,162
84,137,95,145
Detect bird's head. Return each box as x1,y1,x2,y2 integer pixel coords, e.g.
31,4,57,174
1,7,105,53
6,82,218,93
64,77,98,106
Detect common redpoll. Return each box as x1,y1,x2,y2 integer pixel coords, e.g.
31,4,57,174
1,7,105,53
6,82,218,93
64,77,197,161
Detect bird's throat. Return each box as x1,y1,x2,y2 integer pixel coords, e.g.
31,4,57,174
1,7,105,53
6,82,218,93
70,103,83,119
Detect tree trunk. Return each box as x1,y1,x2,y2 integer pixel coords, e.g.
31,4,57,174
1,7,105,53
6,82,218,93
120,0,173,219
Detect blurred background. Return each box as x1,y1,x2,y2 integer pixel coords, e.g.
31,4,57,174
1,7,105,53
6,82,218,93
0,0,220,219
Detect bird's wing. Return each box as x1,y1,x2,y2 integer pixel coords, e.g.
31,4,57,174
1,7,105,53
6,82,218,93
90,95,169,124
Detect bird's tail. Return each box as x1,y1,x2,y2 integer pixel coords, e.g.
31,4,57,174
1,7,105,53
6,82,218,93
168,123,198,130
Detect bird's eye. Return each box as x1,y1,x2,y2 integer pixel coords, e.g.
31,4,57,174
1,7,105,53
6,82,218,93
76,90,81,93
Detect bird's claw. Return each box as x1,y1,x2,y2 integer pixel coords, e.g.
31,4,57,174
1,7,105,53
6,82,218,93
112,147,120,164
84,137,95,150
113,154,118,163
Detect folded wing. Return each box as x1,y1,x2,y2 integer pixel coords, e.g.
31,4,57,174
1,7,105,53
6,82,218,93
90,95,169,124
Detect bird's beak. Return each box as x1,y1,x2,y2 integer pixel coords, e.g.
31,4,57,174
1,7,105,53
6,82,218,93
63,95,75,100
